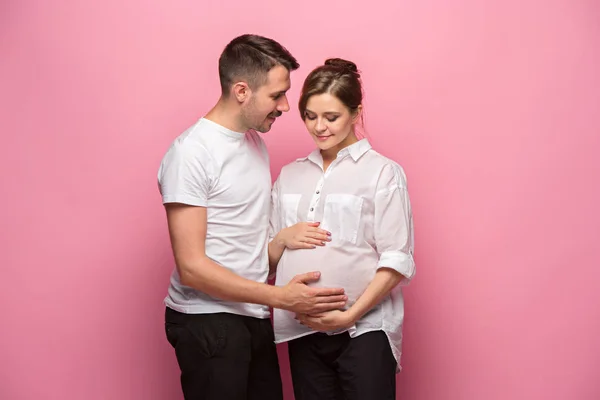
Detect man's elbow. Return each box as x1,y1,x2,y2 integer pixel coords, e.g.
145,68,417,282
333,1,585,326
177,271,191,287
176,259,203,288
175,264,193,287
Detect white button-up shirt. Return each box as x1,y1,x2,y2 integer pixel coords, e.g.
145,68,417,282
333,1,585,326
270,139,415,368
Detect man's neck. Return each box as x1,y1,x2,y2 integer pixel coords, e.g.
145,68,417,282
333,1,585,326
204,98,247,133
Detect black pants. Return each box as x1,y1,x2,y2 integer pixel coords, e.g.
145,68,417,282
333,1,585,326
288,330,397,400
165,307,283,400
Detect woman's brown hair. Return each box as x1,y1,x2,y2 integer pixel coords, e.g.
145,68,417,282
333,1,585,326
298,58,363,122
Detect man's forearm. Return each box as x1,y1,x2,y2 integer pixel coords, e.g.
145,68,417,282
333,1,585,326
347,267,404,322
268,238,286,276
178,256,283,308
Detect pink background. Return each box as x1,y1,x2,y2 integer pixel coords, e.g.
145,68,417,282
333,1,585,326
1,0,599,399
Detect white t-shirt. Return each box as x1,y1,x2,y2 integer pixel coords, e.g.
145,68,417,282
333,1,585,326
270,139,415,369
158,118,272,319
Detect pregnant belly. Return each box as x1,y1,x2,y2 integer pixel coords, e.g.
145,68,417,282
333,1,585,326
275,246,378,305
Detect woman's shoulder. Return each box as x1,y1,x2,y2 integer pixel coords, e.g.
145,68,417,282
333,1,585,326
367,149,407,174
273,157,311,185
365,149,409,188
279,150,317,172
280,158,306,173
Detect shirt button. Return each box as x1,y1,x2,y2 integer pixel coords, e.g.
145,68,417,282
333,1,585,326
316,191,320,194
310,208,314,211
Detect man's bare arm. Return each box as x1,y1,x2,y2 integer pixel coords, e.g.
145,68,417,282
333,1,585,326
165,203,347,313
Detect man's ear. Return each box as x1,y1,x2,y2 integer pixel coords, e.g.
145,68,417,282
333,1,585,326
232,81,251,103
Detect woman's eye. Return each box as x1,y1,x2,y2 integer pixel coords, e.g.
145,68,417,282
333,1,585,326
305,115,317,120
327,117,338,122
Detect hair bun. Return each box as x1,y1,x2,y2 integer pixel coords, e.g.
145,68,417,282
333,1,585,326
324,58,359,75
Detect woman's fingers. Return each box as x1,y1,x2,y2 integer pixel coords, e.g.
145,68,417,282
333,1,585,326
292,240,317,249
301,232,330,242
309,234,330,242
292,238,324,248
291,226,332,248
308,227,331,236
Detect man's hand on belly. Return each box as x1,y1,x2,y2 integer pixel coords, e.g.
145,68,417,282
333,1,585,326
275,271,348,314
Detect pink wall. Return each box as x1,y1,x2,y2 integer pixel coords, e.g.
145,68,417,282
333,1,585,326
1,0,599,399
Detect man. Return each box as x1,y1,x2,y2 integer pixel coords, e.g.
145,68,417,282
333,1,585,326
157,34,347,400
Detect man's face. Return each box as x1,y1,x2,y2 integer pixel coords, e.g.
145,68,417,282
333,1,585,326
241,65,291,133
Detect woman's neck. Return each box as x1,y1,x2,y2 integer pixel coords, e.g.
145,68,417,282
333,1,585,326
321,132,359,171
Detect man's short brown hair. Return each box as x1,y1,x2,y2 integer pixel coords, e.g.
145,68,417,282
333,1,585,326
218,34,299,95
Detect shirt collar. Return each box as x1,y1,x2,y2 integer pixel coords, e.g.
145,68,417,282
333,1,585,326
297,139,372,166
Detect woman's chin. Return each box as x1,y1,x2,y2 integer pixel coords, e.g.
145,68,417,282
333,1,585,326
313,139,337,151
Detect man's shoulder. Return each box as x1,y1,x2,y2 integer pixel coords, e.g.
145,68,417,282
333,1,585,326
164,119,225,160
176,119,217,148
157,120,219,181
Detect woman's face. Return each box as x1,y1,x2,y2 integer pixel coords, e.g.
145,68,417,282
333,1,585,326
303,93,361,155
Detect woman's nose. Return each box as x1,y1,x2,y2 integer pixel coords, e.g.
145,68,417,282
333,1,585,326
315,119,326,132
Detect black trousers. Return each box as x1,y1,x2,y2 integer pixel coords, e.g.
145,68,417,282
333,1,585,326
165,307,283,400
288,330,397,400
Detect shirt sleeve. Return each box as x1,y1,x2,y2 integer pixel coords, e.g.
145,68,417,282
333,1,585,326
269,175,281,242
157,143,214,207
374,162,416,284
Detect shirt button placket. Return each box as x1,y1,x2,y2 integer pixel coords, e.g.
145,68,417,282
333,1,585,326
307,177,324,221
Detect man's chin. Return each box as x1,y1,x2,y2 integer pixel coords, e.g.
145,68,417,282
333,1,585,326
254,122,274,133
254,125,271,133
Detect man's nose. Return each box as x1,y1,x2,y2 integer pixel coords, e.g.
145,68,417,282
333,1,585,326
277,95,290,112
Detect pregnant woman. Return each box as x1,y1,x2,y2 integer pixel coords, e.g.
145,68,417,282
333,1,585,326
268,58,416,400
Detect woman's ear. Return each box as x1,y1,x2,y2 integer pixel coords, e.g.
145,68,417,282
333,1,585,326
352,105,363,124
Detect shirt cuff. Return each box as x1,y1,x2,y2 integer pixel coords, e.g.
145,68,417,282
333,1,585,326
377,251,415,285
162,194,207,207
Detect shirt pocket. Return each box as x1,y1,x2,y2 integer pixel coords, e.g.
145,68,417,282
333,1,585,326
321,194,364,244
281,194,301,228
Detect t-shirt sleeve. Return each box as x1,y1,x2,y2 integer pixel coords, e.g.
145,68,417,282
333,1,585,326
157,143,214,207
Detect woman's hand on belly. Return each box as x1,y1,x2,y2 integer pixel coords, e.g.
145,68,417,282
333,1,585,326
276,222,331,249
295,309,355,333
